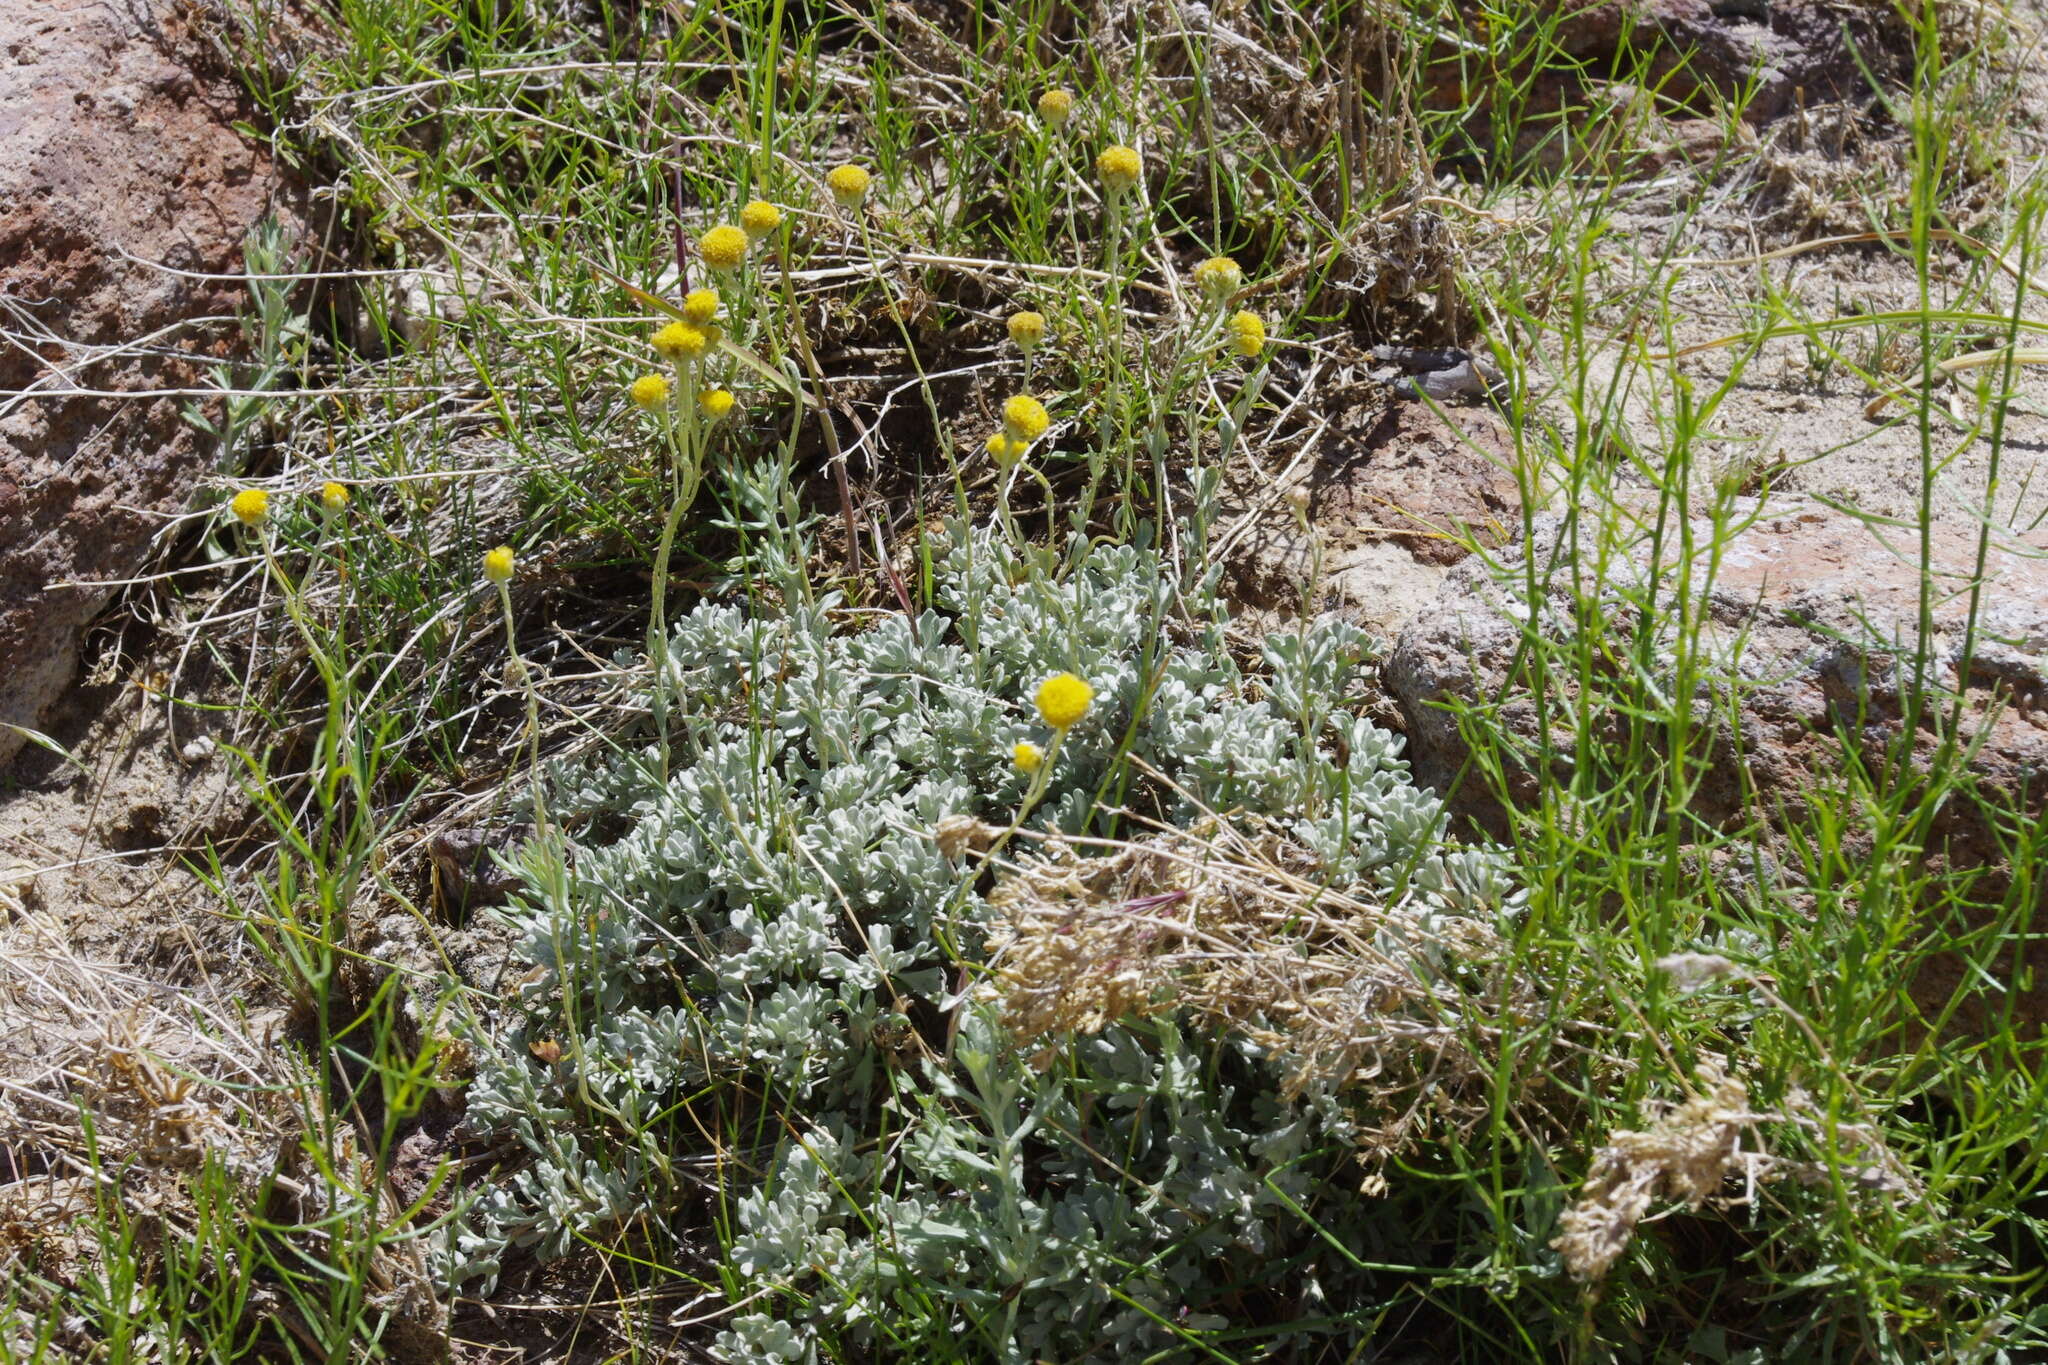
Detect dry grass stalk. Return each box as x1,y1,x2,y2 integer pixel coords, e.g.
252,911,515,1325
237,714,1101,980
981,817,1532,1159
1553,1055,1771,1283
0,907,444,1352
1553,1055,1920,1283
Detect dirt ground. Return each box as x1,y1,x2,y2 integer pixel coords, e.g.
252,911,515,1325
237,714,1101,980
1,647,254,991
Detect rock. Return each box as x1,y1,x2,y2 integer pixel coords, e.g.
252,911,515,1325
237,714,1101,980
1306,398,1520,570
1386,505,2048,1024
0,1,292,770
427,823,549,913
1370,344,1508,402
1224,390,1523,641
363,909,521,998
1541,1,1912,123
1420,2,1914,174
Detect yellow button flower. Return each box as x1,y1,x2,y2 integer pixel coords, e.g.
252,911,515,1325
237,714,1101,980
1036,89,1074,127
1226,310,1266,358
1001,394,1050,442
653,321,711,363
1035,673,1094,730
1006,310,1046,353
697,225,749,273
483,545,516,584
1096,145,1141,194
740,199,782,240
630,374,672,410
682,289,721,326
319,481,350,512
1012,740,1045,772
985,431,1028,466
230,487,269,527
826,163,871,208
1192,255,1243,301
698,388,736,421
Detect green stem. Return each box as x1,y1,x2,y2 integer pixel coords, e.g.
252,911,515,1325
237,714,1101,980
982,727,1067,867
649,364,702,782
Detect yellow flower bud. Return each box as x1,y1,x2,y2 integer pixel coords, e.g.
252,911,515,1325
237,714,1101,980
1035,89,1074,127
320,481,350,512
1034,673,1094,730
682,289,721,326
1096,145,1141,194
1001,394,1050,442
826,163,872,208
630,374,672,410
740,199,782,240
697,225,749,273
985,431,1028,466
1013,741,1044,772
1226,310,1267,359
653,321,711,363
698,388,736,421
1006,310,1046,353
1192,255,1243,301
483,545,516,584
230,488,269,527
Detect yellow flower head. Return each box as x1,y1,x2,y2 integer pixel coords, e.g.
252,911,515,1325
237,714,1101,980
985,431,1028,466
1192,255,1243,301
697,225,749,273
1006,310,1046,353
699,388,736,421
630,374,672,410
1012,740,1045,772
1226,310,1267,359
1035,88,1074,127
1001,394,1050,442
482,545,516,584
740,199,782,241
653,321,711,363
826,163,872,209
682,288,721,326
230,487,269,527
1035,672,1094,730
319,481,350,513
1096,145,1141,194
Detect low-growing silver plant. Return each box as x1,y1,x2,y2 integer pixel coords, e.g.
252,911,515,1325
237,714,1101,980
445,522,1519,1360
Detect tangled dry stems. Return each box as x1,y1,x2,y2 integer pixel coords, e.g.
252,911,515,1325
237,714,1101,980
1554,1053,1923,1284
0,908,442,1353
981,816,1531,1154
984,821,1931,1289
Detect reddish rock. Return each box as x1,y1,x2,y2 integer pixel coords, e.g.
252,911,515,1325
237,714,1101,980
1222,388,1524,642
1542,1,1908,122
1416,2,1915,174
0,0,291,768
1305,397,1520,569
1385,506,2048,1024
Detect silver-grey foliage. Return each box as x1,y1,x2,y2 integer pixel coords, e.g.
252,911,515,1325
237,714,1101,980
445,523,1515,1361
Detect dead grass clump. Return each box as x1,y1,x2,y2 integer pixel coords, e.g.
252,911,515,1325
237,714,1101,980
1554,1053,1921,1283
0,908,445,1357
981,817,1533,1158
1553,1055,1772,1283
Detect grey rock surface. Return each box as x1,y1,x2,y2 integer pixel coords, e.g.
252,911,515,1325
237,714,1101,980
1386,504,2048,1023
